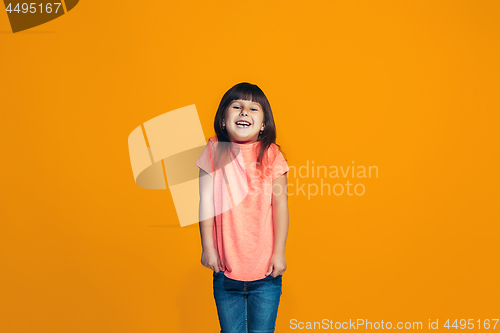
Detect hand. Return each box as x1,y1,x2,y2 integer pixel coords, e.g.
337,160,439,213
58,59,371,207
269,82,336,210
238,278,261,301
266,253,287,277
201,246,224,273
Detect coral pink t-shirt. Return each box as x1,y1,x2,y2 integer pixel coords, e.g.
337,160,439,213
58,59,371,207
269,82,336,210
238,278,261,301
195,136,289,281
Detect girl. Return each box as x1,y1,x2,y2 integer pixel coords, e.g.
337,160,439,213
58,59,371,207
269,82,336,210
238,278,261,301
196,82,290,333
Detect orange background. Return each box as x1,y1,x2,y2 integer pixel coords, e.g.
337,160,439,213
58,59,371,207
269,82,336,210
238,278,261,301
1,1,499,332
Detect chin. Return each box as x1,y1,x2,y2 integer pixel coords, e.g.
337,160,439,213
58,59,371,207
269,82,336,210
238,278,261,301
230,132,257,141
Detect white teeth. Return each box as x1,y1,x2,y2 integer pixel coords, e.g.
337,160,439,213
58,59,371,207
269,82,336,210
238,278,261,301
236,122,250,126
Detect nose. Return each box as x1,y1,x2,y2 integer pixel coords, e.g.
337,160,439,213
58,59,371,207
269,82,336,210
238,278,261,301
239,108,248,116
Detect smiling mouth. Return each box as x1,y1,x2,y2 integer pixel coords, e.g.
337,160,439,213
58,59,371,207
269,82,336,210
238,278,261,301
235,121,251,128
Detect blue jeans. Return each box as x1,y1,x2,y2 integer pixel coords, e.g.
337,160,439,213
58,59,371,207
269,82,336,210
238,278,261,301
213,271,282,333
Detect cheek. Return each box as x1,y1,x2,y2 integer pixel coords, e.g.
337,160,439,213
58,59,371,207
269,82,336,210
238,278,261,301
226,110,239,121
224,113,233,124
252,113,262,121
257,115,265,126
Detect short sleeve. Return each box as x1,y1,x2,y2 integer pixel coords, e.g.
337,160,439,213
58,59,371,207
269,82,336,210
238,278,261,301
195,141,215,178
270,145,290,182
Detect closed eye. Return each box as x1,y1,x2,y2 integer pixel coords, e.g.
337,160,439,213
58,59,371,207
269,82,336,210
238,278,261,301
232,106,260,111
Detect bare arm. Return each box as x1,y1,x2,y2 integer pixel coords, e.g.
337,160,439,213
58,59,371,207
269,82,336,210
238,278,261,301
198,168,215,249
198,169,223,272
272,173,289,255
267,173,289,276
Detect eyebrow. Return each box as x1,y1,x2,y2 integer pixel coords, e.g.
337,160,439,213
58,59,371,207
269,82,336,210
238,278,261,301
232,101,261,108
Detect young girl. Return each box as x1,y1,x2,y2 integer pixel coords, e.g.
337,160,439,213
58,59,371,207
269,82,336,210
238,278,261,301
196,82,290,333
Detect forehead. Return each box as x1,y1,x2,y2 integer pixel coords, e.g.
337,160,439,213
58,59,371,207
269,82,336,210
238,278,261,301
230,99,262,107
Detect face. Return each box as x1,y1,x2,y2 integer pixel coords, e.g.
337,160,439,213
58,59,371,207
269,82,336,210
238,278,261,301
222,99,265,144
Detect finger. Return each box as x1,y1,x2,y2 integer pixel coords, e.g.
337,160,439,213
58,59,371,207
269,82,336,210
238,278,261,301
218,260,224,271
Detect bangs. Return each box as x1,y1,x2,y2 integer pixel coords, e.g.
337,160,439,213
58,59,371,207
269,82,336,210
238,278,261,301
225,84,267,109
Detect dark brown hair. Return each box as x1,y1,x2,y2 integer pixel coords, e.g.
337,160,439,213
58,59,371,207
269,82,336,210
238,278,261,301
213,82,284,178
